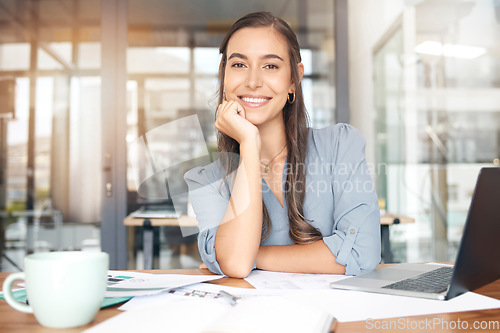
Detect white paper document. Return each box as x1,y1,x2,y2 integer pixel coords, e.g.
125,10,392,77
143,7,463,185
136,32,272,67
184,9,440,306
118,283,287,311
118,283,227,311
105,270,223,297
286,288,500,322
244,270,349,289
120,283,500,323
105,289,165,298
85,296,333,333
85,299,230,333
99,270,500,327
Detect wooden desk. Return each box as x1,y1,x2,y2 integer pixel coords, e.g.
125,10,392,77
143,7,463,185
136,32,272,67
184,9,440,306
123,215,198,269
1,268,499,332
380,213,415,225
123,215,198,228
380,213,415,263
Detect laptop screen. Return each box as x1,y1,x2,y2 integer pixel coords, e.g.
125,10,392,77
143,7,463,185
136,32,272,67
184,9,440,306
447,167,500,299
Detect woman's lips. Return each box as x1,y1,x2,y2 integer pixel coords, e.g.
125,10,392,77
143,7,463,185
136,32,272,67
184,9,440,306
239,95,272,108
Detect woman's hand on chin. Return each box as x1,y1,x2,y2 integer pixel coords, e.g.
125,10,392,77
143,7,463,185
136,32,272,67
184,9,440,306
216,100,260,146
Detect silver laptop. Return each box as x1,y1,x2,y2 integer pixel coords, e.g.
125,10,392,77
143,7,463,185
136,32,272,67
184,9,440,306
330,167,500,300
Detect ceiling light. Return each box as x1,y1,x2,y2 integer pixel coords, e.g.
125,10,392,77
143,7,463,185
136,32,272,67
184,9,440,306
415,41,486,59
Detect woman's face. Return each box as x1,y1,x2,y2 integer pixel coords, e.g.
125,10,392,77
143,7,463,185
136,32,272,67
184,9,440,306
224,26,302,127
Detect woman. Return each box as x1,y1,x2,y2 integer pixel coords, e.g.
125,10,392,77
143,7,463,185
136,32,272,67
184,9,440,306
185,12,380,278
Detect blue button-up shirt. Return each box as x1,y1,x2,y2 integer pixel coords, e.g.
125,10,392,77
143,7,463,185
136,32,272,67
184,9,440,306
185,124,381,276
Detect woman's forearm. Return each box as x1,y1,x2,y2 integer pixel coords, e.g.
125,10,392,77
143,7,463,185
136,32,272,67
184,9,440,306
256,240,346,274
214,137,263,278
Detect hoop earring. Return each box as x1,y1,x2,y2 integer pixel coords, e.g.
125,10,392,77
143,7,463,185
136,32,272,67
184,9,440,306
288,92,296,104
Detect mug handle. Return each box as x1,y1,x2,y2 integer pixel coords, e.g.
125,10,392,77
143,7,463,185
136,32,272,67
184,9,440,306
2,272,33,313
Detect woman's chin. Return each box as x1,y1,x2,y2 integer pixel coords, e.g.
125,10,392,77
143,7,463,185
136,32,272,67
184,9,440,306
244,110,283,128
243,113,264,126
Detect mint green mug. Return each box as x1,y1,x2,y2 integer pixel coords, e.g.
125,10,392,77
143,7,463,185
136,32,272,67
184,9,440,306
2,251,108,328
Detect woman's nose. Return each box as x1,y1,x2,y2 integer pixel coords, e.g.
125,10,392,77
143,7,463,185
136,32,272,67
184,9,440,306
245,68,263,89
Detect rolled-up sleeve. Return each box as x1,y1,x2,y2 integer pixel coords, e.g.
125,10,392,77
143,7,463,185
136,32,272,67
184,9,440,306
184,163,229,275
321,124,381,275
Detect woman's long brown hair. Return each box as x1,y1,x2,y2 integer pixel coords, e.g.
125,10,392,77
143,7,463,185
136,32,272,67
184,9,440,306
216,12,322,244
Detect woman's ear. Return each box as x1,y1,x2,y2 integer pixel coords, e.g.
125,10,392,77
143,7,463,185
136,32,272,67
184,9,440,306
290,62,305,93
297,62,305,82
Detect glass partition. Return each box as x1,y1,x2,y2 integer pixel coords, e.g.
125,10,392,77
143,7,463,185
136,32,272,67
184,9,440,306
0,0,102,271
374,1,500,263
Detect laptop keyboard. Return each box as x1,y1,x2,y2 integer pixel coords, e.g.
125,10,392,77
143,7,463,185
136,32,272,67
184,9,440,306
381,266,453,294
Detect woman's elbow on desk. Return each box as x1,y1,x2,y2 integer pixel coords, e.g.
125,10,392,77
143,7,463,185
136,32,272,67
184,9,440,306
218,257,254,278
198,259,252,278
361,254,381,274
346,250,381,276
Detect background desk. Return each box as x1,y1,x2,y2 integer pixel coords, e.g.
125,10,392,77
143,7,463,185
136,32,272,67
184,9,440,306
1,267,500,332
380,213,415,263
123,215,198,269
125,213,411,268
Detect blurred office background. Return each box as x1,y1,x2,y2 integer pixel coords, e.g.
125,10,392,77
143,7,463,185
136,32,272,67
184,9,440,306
0,0,499,271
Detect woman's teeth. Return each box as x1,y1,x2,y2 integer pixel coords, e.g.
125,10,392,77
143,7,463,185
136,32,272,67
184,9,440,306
241,97,269,103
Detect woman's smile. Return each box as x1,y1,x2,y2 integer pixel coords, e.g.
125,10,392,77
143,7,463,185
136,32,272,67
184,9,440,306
238,94,272,108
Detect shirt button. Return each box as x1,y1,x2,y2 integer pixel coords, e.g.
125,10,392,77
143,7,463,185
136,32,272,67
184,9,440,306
204,232,208,237
350,228,355,234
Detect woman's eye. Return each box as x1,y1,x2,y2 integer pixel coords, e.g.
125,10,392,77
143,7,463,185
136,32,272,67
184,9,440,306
231,63,245,68
264,64,278,69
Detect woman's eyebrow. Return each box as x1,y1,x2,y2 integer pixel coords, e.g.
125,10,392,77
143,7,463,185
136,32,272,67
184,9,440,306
228,53,284,62
261,54,284,61
228,52,247,60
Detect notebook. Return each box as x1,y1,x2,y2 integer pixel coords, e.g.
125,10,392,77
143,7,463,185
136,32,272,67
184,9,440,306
84,296,334,333
330,167,500,300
